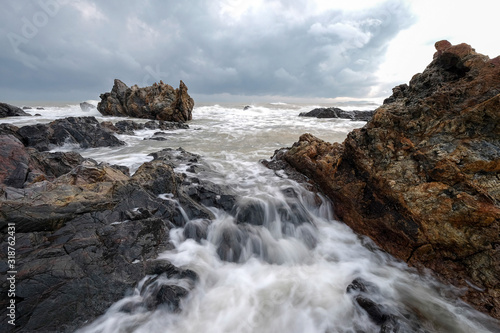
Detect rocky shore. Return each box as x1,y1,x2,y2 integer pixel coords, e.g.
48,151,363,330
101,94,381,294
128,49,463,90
264,41,500,319
0,114,239,331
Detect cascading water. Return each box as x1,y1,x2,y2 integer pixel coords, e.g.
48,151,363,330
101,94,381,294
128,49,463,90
3,102,499,332
77,157,499,333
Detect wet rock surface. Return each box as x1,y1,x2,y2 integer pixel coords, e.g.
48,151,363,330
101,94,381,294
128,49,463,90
16,116,125,152
0,131,236,331
0,103,31,118
101,119,189,135
299,107,374,121
97,79,194,122
266,41,500,319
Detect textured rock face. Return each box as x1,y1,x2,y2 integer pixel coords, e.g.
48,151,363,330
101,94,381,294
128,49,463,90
0,102,31,118
16,116,125,152
97,79,194,122
0,135,235,331
267,41,500,318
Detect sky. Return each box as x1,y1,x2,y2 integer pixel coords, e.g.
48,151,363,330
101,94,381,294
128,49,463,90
0,0,498,104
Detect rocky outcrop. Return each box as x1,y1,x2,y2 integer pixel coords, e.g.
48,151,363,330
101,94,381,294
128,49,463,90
0,134,89,188
15,116,125,151
0,103,31,118
265,41,500,319
299,107,375,121
0,130,236,331
97,79,194,122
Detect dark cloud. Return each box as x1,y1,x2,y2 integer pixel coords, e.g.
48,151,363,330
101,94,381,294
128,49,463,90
0,0,415,101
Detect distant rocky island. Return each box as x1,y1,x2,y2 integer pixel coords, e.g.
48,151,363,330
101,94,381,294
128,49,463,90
265,40,500,319
299,107,375,121
97,79,194,122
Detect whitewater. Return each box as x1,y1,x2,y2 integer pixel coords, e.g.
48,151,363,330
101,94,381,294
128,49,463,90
3,102,499,332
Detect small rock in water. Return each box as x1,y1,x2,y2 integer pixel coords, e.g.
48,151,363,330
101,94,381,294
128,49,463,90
80,101,96,112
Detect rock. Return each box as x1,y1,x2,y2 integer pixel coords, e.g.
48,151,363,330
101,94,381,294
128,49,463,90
97,79,194,122
17,116,125,151
80,101,96,112
266,41,500,319
36,107,45,110
0,134,88,188
100,121,119,133
299,107,374,121
146,136,168,141
0,135,31,188
243,105,252,110
114,120,145,134
102,120,189,135
155,121,189,130
22,106,32,110
0,143,236,331
0,102,31,117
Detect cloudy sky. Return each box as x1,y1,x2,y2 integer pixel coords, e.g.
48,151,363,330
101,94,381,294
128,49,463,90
1,0,498,104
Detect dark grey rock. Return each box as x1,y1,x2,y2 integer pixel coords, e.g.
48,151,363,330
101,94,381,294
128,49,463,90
0,102,31,117
17,116,125,151
299,107,374,121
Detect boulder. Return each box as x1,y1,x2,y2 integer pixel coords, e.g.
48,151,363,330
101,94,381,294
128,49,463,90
17,116,125,151
299,107,374,121
97,79,194,122
80,101,96,112
0,102,31,117
0,134,88,188
265,41,500,319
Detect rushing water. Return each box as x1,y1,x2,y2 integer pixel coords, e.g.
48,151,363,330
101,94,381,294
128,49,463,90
3,102,499,332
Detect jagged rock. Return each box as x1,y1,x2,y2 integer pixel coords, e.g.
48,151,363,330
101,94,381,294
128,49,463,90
266,41,500,319
97,79,194,122
80,102,96,112
299,107,374,121
16,116,125,151
0,102,31,117
114,120,145,134
0,130,236,331
0,134,88,188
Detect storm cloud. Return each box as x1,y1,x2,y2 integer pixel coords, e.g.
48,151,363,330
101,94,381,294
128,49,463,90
0,0,415,101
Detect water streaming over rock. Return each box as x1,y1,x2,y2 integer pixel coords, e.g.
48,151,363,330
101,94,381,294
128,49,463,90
3,102,499,332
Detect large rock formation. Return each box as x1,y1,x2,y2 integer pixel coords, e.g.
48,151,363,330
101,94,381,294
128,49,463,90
0,103,31,118
265,41,500,319
97,79,194,122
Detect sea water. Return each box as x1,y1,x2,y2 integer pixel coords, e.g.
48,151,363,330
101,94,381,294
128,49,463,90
2,102,498,332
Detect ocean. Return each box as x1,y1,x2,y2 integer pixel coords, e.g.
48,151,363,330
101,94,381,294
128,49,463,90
2,102,498,332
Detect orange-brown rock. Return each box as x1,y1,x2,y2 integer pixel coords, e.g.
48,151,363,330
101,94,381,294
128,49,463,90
97,79,194,122
269,41,500,318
